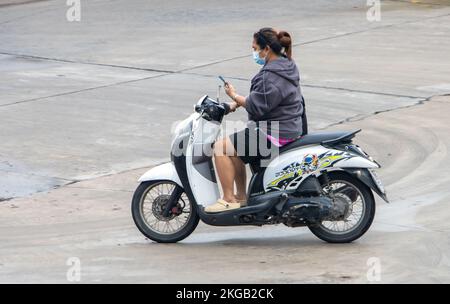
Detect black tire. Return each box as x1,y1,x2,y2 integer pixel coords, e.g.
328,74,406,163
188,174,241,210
131,180,199,243
308,171,376,243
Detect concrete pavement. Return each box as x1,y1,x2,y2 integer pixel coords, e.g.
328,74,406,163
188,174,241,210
1,95,450,283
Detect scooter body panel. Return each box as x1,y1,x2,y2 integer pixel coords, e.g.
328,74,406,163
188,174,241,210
263,145,379,192
186,117,221,206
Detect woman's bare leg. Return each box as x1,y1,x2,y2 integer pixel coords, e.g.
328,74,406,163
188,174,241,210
214,138,237,203
231,156,247,200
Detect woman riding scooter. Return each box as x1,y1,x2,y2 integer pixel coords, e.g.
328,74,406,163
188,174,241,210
205,28,308,213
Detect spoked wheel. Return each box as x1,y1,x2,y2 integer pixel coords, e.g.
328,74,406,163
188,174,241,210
131,180,199,243
308,172,376,243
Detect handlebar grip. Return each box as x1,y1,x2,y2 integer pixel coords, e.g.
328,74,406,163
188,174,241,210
222,103,231,115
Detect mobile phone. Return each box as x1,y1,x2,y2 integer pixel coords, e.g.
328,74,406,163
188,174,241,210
218,75,227,86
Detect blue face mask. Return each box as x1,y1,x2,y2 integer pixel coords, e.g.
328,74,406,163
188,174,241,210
253,50,266,65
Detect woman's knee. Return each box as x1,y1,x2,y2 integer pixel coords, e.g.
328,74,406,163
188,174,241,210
214,138,235,157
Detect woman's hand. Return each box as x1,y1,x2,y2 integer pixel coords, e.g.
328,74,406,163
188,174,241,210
224,82,236,99
224,82,246,109
229,101,238,112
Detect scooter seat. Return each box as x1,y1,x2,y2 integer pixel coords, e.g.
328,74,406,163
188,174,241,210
279,129,361,154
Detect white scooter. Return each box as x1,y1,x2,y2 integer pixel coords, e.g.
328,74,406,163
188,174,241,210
132,95,388,243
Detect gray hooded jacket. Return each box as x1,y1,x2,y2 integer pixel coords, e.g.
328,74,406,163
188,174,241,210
245,56,306,138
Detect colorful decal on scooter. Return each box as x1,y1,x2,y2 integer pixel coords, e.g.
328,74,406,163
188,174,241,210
267,151,354,190
267,162,303,189
300,154,319,173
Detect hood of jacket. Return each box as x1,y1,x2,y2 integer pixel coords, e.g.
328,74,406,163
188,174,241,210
261,56,300,87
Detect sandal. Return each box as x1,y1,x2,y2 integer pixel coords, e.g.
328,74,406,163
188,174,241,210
204,199,241,213
236,199,247,207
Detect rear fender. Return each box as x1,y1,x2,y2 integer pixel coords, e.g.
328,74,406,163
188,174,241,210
341,168,389,203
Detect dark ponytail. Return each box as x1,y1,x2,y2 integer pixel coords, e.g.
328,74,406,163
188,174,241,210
253,28,293,60
277,31,292,60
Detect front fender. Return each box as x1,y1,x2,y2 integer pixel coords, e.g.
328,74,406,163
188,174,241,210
138,162,182,187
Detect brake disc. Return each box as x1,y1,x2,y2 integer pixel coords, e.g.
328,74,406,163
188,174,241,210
151,194,176,221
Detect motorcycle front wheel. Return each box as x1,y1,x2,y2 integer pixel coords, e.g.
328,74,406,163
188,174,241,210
308,171,376,243
131,180,199,243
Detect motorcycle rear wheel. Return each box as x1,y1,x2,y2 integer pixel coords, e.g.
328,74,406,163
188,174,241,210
308,171,376,243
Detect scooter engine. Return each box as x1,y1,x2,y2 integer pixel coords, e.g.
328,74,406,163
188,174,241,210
281,195,348,227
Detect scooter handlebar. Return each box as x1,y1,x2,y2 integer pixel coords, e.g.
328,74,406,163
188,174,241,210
194,96,232,121
221,102,231,115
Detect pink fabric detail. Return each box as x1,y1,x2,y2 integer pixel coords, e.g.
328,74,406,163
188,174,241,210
267,134,298,147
